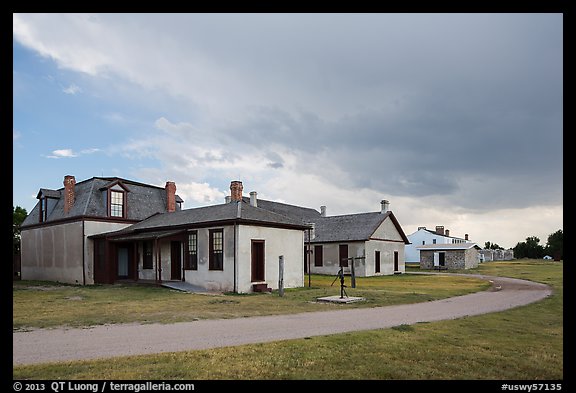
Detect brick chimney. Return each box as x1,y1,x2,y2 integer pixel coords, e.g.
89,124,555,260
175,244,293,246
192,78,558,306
320,206,326,217
230,181,243,202
435,226,445,235
445,229,450,237
165,181,176,213
465,233,469,241
63,175,76,214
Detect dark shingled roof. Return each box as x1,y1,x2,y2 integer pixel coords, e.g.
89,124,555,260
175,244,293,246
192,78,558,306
241,197,409,244
92,200,311,239
241,196,321,223
309,212,388,242
37,188,61,199
22,177,183,228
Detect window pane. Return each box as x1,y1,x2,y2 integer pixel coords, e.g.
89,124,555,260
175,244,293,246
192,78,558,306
110,190,124,217
210,229,224,270
186,232,198,270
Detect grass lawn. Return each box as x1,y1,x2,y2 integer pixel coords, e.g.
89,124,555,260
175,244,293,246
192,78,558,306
13,260,563,380
13,273,488,330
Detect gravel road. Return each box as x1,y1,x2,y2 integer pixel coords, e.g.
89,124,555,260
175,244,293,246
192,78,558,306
12,274,552,366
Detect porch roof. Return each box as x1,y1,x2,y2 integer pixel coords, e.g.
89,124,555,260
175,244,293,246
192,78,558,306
102,229,186,242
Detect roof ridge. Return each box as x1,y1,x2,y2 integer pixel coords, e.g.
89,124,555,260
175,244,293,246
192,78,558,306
241,201,311,226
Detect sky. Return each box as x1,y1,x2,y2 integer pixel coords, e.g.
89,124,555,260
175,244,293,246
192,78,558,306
12,13,563,249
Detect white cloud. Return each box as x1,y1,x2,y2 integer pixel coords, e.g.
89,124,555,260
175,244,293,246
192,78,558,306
45,149,77,159
43,148,100,159
62,84,81,95
175,182,227,206
80,148,100,154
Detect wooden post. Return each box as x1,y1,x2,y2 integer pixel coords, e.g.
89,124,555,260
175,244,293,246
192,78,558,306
350,257,356,288
278,255,284,297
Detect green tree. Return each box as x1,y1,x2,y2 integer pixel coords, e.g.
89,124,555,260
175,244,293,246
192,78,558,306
545,229,563,260
485,241,503,250
513,236,545,259
13,206,28,254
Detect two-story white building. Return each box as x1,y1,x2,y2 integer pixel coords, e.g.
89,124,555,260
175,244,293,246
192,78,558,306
405,226,472,263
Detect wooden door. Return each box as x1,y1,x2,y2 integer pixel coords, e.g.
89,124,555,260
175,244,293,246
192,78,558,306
251,240,265,282
171,241,182,280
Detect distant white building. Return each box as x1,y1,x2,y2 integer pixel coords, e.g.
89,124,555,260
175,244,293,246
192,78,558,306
405,226,472,263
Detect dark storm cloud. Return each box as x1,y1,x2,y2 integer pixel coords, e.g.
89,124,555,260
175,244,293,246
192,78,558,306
208,13,562,210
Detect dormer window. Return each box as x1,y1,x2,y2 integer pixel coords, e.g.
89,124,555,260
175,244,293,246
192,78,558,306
36,189,60,223
106,183,128,218
110,190,124,217
99,180,130,219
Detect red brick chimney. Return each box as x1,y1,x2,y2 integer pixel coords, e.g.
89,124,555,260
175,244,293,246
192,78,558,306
465,233,469,241
165,181,176,213
435,225,445,235
63,175,76,214
230,181,243,202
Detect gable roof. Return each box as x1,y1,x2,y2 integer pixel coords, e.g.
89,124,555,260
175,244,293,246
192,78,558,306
410,227,468,242
22,177,183,228
239,197,409,244
241,196,321,223
417,243,481,251
91,200,311,239
309,211,410,243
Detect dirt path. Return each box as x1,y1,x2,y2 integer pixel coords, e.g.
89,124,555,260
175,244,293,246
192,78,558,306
12,274,552,366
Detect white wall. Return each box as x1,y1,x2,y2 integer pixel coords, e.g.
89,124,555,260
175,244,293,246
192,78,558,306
236,225,304,293
308,242,365,276
181,225,236,292
365,239,405,275
405,229,462,262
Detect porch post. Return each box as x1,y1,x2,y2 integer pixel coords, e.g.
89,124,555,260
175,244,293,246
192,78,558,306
155,238,162,284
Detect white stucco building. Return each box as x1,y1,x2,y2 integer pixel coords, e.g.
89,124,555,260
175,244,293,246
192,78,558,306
405,226,472,263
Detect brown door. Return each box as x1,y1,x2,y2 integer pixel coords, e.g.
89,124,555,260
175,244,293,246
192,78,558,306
339,244,348,267
171,241,182,280
251,240,265,282
375,250,381,273
394,251,399,271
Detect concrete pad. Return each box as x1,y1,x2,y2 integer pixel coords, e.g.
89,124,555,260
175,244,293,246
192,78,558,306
317,295,366,304
161,281,220,294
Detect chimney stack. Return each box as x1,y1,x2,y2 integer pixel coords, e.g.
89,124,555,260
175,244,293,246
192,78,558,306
435,226,445,235
380,200,390,214
320,206,326,217
165,181,176,213
230,181,243,202
465,233,469,241
445,229,450,237
250,191,258,207
63,175,76,214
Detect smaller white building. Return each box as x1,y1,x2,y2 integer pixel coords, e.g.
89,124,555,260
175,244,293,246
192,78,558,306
405,226,472,263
